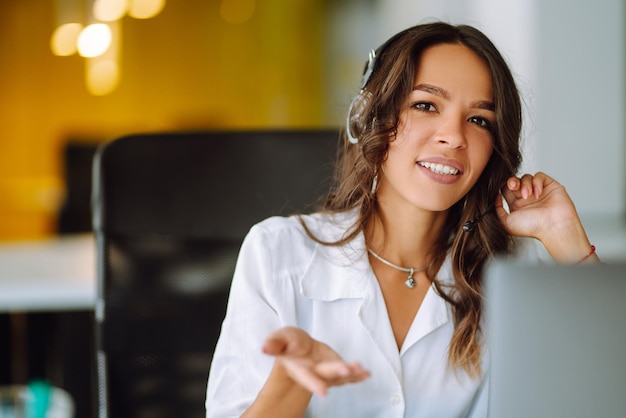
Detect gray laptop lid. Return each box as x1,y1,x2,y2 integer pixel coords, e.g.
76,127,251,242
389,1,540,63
485,260,626,418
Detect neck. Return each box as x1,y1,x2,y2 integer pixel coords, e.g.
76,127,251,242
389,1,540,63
365,202,448,267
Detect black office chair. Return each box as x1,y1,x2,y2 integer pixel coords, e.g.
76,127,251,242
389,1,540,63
91,130,339,418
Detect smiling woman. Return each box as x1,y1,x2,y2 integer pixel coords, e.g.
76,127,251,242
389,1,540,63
206,21,599,418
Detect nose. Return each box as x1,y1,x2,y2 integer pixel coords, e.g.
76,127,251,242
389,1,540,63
433,115,467,149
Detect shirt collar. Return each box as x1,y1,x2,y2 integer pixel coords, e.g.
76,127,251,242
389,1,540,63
299,209,370,301
297,209,454,313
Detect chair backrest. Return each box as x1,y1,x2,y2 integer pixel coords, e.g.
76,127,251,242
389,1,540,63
91,129,339,418
57,141,99,234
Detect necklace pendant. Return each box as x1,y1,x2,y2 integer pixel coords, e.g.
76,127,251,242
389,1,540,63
405,276,416,289
405,267,416,289
367,248,425,290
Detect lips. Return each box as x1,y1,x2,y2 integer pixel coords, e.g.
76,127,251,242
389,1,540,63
417,161,460,175
416,158,464,185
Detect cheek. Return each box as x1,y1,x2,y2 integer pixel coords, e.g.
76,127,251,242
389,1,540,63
471,141,494,176
386,131,412,156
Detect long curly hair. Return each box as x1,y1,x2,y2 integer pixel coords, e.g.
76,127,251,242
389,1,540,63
307,22,522,377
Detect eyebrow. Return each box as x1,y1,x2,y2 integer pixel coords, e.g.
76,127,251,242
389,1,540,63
413,83,495,111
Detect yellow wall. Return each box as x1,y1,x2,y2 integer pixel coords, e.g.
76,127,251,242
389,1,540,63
0,0,329,241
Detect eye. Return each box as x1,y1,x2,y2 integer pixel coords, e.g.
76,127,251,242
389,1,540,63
412,102,436,112
468,116,493,131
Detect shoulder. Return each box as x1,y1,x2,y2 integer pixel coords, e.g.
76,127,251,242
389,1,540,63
248,209,359,245
240,209,360,269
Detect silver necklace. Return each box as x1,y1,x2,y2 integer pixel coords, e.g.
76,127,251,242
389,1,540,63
367,248,427,289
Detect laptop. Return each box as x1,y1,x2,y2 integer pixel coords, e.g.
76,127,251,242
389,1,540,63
484,260,626,418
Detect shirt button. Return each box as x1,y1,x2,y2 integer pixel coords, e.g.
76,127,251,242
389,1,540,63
389,394,402,406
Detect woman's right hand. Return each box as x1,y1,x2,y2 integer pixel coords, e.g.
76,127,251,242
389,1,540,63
262,327,370,397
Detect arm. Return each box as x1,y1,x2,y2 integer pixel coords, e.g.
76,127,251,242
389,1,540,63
206,224,289,417
207,223,369,418
241,360,312,418
242,327,370,417
495,172,600,264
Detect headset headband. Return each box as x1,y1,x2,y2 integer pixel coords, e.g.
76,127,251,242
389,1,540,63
360,26,414,90
348,26,415,144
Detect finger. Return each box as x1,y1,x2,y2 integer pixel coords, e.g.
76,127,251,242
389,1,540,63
503,176,527,203
262,335,288,356
314,362,370,388
314,361,353,380
287,365,331,398
500,181,518,210
314,361,370,382
345,362,371,382
532,171,556,199
262,327,308,356
519,174,534,199
494,193,505,214
532,172,545,199
505,176,520,192
494,194,511,230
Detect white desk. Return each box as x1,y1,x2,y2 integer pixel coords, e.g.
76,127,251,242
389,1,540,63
0,234,96,313
0,219,619,313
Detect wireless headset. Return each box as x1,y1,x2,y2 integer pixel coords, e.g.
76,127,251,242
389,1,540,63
346,27,414,144
462,206,492,232
345,49,376,145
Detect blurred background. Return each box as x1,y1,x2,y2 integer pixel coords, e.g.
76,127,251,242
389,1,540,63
0,0,625,249
0,0,625,416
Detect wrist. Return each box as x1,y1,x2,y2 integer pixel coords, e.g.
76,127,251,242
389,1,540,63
272,359,312,394
243,360,312,418
576,245,597,264
539,220,594,264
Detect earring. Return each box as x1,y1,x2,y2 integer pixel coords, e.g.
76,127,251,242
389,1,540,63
371,173,379,194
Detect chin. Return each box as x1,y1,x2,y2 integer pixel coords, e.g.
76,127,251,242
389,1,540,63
412,199,459,213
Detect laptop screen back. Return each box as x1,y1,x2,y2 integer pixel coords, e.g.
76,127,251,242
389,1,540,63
485,260,626,418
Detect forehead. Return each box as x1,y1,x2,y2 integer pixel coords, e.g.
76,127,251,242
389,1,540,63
413,43,493,99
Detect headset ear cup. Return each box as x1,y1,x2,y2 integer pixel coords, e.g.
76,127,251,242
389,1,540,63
346,91,372,144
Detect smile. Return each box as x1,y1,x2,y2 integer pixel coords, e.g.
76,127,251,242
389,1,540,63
417,162,460,176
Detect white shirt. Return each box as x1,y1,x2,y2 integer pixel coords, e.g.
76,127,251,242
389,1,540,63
205,210,545,417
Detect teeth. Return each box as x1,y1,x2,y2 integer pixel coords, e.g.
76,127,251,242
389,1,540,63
418,162,459,175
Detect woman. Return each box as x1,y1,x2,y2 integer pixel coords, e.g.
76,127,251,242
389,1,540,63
206,22,598,417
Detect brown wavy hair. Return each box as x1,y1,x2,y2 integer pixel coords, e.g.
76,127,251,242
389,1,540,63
306,22,522,377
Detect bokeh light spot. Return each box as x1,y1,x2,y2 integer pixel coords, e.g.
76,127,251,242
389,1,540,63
50,23,83,56
77,24,112,58
128,0,166,19
93,0,128,21
86,59,120,96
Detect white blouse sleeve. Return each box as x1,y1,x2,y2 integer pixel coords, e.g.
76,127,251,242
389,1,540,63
205,223,284,417
511,237,552,263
